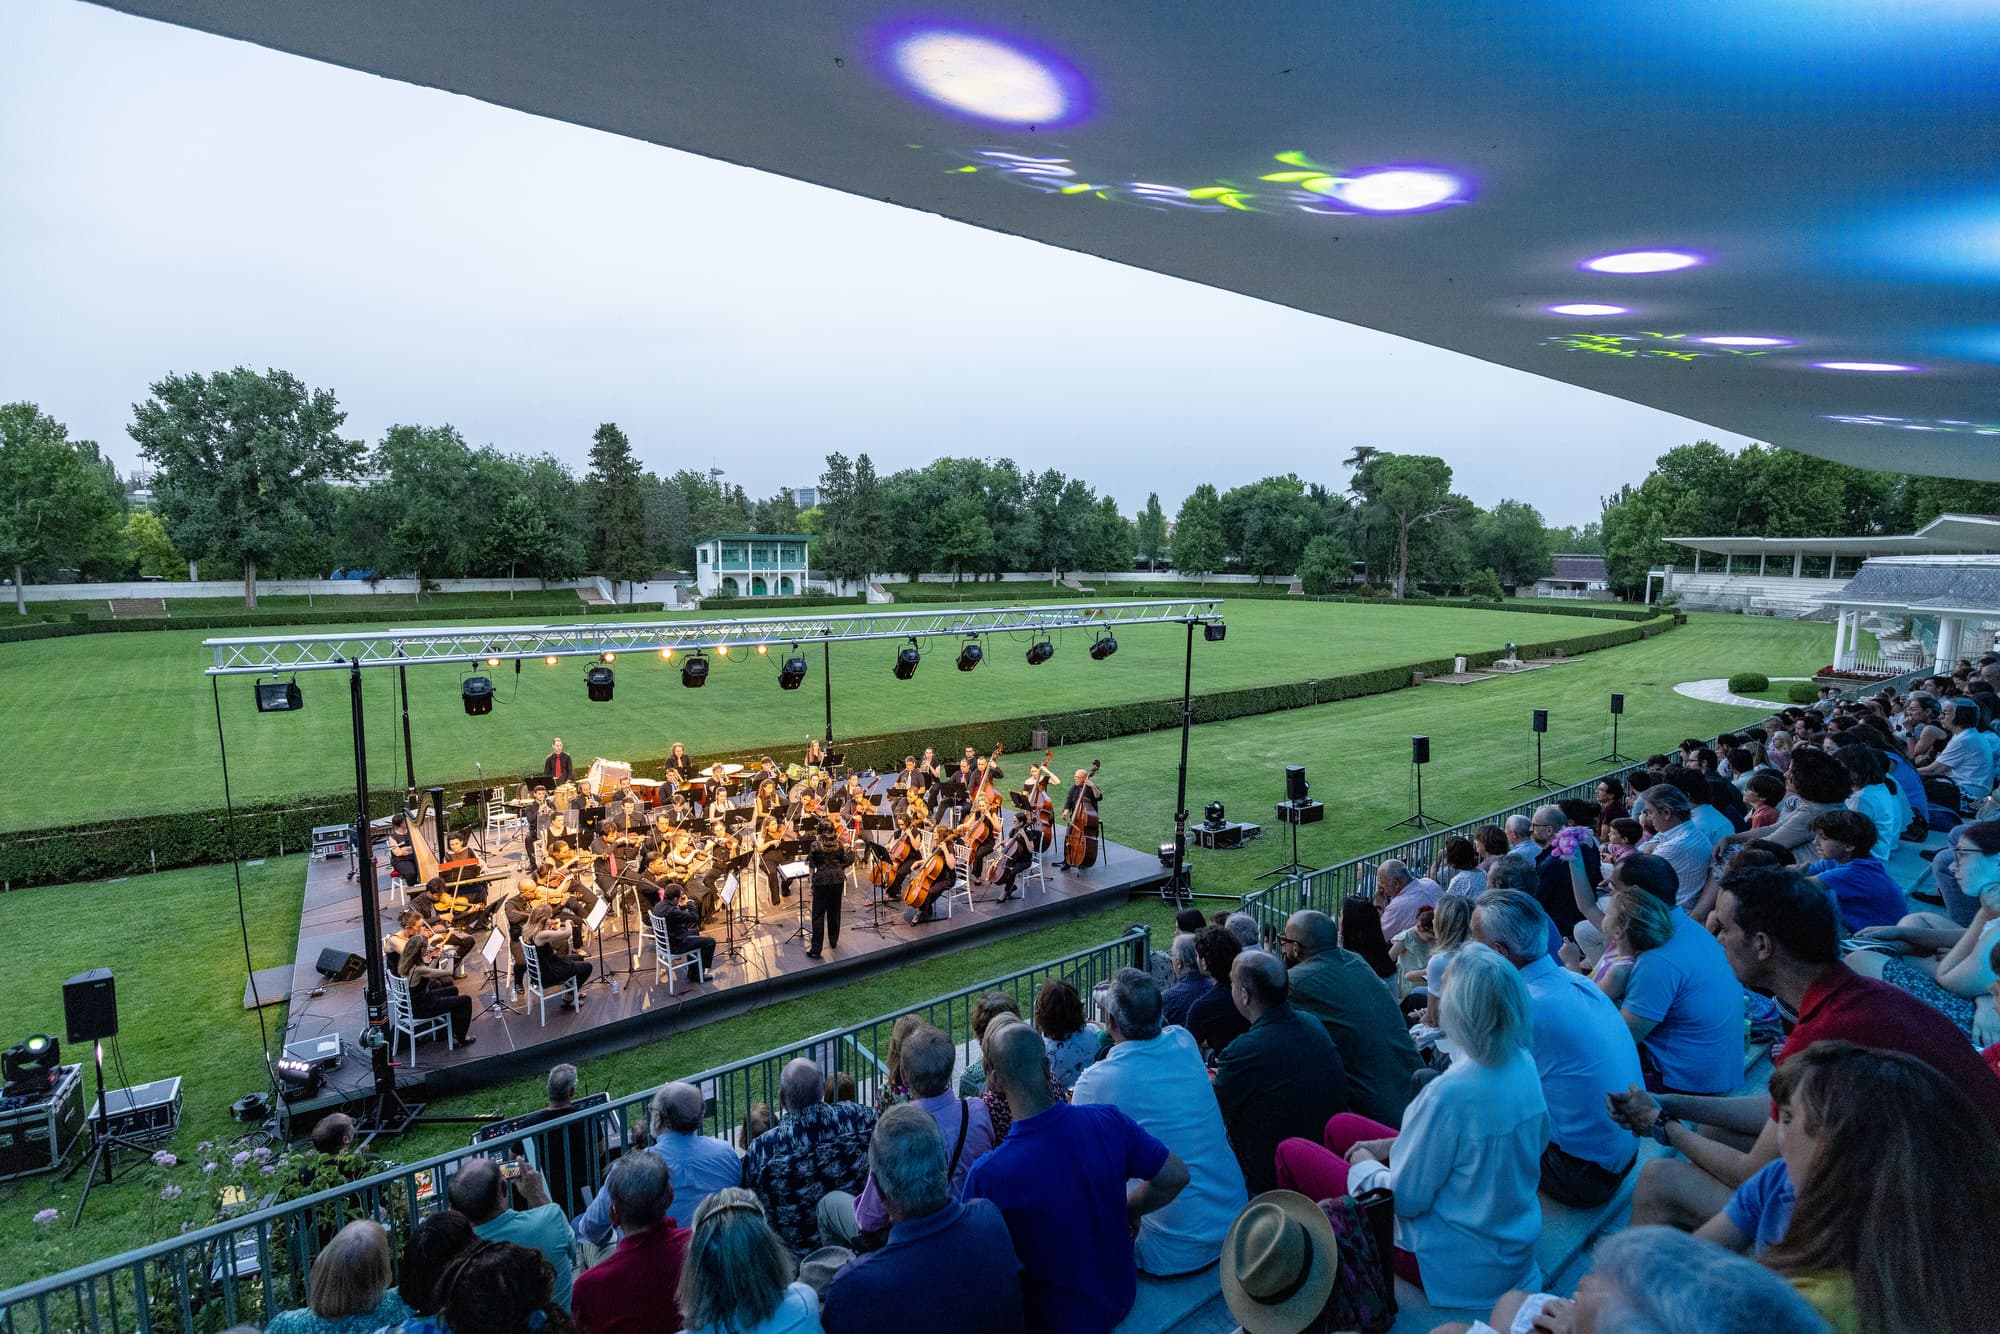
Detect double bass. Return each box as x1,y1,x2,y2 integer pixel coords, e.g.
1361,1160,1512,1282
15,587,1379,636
1025,750,1058,851
1063,760,1102,870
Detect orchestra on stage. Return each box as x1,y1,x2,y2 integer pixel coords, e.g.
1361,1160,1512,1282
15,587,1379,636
375,737,1106,1035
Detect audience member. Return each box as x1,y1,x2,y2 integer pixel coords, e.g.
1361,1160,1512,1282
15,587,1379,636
1634,785,1714,913
387,1210,473,1334
820,1105,1024,1334
512,1063,599,1218
1185,925,1250,1060
1472,890,1643,1207
1273,944,1549,1312
1338,894,1397,980
438,1241,577,1334
1436,834,1488,899
571,1153,693,1334
1211,949,1349,1195
300,1113,371,1188
451,1156,578,1311
1744,771,1786,830
742,1059,876,1255
1473,824,1509,864
1413,896,1474,1027
1921,697,1996,812
963,1021,1188,1334
1502,813,1537,865
1374,859,1442,936
1722,748,1850,857
1224,912,1262,950
267,1220,411,1334
843,1023,995,1237
1034,977,1103,1091
956,991,1022,1097
1615,853,1744,1096
676,1188,823,1334
1665,766,1735,845
1484,854,1539,898
1275,909,1421,1127
578,1082,739,1247
1617,866,2000,1230
1161,931,1211,1026
1595,777,1630,833
1072,968,1248,1275
1528,805,1598,936
1799,809,1905,932
1835,745,1907,857
1386,904,1437,1000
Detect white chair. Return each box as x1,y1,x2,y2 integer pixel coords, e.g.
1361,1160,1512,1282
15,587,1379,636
486,799,527,844
937,868,975,918
522,941,579,1026
649,915,706,994
385,973,452,1066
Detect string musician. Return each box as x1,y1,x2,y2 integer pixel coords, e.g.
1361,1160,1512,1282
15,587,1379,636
385,911,475,1044
649,879,717,974
804,738,828,771
987,816,1038,903
521,901,591,1006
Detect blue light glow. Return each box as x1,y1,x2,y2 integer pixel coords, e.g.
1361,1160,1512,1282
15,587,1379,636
1811,361,1924,373
1581,250,1705,275
1694,335,1794,347
1546,303,1630,317
877,22,1090,127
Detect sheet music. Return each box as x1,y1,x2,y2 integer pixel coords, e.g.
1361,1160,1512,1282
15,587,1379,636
585,897,609,932
720,873,739,906
481,927,506,964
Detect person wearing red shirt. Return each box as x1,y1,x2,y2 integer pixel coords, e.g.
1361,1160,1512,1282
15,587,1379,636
1611,865,2000,1230
571,1152,692,1334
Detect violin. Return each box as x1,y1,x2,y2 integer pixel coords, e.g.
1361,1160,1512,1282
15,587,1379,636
1063,759,1103,870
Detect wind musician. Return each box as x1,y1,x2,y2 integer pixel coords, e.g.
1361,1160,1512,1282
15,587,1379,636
543,736,575,784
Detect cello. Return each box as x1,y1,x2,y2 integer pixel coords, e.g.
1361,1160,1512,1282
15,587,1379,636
1063,760,1102,870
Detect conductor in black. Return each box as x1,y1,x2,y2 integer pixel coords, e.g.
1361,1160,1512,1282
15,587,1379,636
804,819,852,960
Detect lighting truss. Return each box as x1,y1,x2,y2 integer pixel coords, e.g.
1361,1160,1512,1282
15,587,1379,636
203,599,1223,675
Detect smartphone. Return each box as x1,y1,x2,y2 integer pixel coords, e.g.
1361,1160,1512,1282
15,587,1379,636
499,1159,523,1181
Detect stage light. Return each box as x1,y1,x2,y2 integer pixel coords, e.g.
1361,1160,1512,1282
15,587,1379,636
2,1034,59,1084
1025,639,1055,666
486,657,500,667
1546,303,1629,316
1089,634,1118,660
756,644,769,656
461,676,494,716
1204,801,1226,826
600,652,616,663
956,640,984,672
1694,335,1794,347
584,665,615,703
1331,167,1464,213
660,648,674,661
254,677,303,713
682,655,710,689
779,655,809,690
545,655,558,667
1203,621,1228,642
1811,361,1924,372
894,641,922,681
1158,842,1177,866
880,23,1090,127
275,1056,323,1102
1581,250,1704,274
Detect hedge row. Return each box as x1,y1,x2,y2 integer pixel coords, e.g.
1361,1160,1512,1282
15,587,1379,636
693,594,866,611
0,614,1675,888
1301,594,1657,622
0,601,670,643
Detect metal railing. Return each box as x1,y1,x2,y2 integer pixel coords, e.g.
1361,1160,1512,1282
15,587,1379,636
0,929,1150,1334
1236,666,1933,939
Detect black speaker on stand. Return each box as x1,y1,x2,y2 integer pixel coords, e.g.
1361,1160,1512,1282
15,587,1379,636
1510,708,1559,791
61,969,148,1228
1257,766,1317,885
1594,692,1634,764
1386,735,1450,832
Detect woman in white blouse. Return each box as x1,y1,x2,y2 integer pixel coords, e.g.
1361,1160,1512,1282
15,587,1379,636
1272,943,1550,1311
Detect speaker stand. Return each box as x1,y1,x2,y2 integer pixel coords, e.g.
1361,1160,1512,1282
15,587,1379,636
67,1040,154,1229
1510,733,1560,791
1255,816,1311,884
1385,763,1451,832
1593,712,1634,765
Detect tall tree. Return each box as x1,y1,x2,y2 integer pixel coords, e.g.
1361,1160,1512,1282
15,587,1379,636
1134,492,1169,568
122,509,182,579
1370,453,1456,598
1471,499,1554,588
583,422,651,595
0,403,128,612
1219,475,1313,582
128,368,361,608
1296,532,1355,594
1171,484,1226,584
1085,495,1136,573
372,424,487,599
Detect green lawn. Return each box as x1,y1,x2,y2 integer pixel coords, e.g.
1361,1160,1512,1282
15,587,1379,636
0,611,1834,1280
23,591,599,620
0,600,1603,831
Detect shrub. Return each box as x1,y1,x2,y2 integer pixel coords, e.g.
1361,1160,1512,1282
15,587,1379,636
1727,672,1771,694
1466,567,1505,601
1401,588,1435,601
1787,680,1820,704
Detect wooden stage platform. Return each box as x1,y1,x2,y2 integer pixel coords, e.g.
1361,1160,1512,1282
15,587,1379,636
278,820,1168,1108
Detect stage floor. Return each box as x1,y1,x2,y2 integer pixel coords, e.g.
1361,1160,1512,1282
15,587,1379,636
279,820,1166,1108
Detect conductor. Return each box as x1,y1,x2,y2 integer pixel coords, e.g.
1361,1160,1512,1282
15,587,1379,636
803,819,852,960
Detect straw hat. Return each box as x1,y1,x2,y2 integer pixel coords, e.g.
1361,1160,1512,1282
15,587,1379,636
1219,1191,1340,1334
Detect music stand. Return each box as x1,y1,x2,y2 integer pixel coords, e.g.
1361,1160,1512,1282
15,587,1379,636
781,842,813,944
580,896,612,992
479,926,521,1017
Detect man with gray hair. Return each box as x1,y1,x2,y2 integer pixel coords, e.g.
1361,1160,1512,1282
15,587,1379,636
1374,858,1444,936
1223,912,1261,950
1274,909,1422,1128
1161,931,1211,1027
1211,949,1349,1194
575,1080,740,1246
1528,805,1598,937
569,1151,693,1334
1635,783,1715,912
1072,968,1247,1275
742,1057,877,1254
1503,813,1538,864
821,1105,1024,1334
838,1022,995,1237
451,1154,577,1310
1472,890,1642,1207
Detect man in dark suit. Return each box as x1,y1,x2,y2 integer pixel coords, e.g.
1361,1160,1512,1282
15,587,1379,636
544,736,575,783
1209,950,1348,1195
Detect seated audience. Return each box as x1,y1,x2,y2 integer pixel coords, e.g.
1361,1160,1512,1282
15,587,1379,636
438,1241,577,1334
1800,809,1906,932
963,1021,1188,1334
1595,777,1630,834
1835,744,1907,857
1224,911,1263,950
1273,944,1549,1312
1387,904,1437,1000
1338,894,1398,981
1276,908,1421,1127
1585,884,1675,1005
1412,896,1474,1027
1436,834,1488,899
1373,859,1442,936
843,1022,995,1237
267,1220,411,1334
1721,748,1850,859
1502,813,1538,864
1618,866,2000,1230
956,991,1022,1097
386,1210,474,1334
820,1105,1024,1334
1701,1041,2000,1334
1185,924,1251,1060
1212,949,1349,1195
1634,785,1715,913
1034,977,1102,1091
1615,853,1744,1095
1856,817,2000,1031
1921,698,1996,812
1160,931,1211,1026
1484,854,1540,896
1743,770,1786,830
1528,805,1599,936
451,1156,578,1311
1472,889,1643,1207
1071,968,1248,1275
571,1153,692,1334
579,1081,741,1247
676,1188,823,1334
742,1059,876,1255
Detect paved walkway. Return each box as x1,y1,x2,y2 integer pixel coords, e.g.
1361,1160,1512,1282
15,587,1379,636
1672,676,1810,710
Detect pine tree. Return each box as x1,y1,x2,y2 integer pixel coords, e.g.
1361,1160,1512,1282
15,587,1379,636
584,422,652,594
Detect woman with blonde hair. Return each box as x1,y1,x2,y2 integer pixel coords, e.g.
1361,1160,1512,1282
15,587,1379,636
1592,886,1676,1005
678,1187,823,1334
267,1219,410,1334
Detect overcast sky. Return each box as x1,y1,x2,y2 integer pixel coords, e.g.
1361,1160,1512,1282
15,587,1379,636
0,0,1753,527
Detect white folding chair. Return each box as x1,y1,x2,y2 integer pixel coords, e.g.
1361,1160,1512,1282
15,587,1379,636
650,915,706,994
937,868,975,918
486,799,527,844
521,942,579,1026
385,973,452,1066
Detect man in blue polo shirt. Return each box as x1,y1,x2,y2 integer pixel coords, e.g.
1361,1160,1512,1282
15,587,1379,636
1619,875,1744,1095
963,1022,1190,1334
